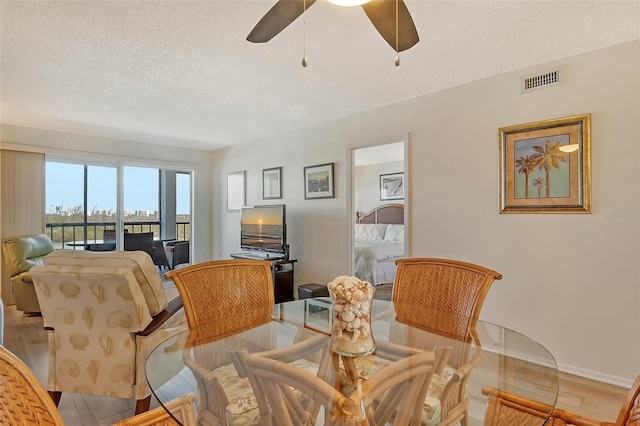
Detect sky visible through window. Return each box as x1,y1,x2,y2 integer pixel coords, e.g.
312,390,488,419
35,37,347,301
46,162,190,214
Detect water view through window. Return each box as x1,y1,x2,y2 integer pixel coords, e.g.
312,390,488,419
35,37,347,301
45,161,191,248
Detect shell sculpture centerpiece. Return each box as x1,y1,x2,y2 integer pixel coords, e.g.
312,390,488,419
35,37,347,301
327,276,376,357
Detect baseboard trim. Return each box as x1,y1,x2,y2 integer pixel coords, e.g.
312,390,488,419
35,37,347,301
557,363,635,388
482,343,635,389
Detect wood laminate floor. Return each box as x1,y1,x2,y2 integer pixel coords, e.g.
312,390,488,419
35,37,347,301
2,302,630,425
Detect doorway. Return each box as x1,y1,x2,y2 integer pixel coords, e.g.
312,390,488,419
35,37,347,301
351,140,407,285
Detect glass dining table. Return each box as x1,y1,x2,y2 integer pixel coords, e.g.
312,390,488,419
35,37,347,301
146,298,559,425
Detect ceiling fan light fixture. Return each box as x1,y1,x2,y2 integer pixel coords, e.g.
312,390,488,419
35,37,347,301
559,144,580,153
325,0,371,7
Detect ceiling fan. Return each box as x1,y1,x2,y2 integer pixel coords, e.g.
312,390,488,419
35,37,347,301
247,0,419,52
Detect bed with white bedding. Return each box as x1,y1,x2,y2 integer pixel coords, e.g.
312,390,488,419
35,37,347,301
354,204,404,286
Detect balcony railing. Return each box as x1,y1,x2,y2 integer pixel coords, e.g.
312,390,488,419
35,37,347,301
45,221,191,250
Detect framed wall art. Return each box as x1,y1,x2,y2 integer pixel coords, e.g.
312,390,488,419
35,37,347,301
304,162,334,199
499,114,591,213
380,172,404,200
226,170,245,212
263,167,282,199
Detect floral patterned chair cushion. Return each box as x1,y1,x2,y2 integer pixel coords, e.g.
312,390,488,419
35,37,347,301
210,358,321,426
351,355,457,426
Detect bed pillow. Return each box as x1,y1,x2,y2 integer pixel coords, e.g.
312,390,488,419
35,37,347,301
355,224,387,241
384,224,404,242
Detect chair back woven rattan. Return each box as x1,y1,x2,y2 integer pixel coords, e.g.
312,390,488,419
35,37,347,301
232,348,349,426
482,386,552,426
0,345,65,425
363,350,440,425
393,258,503,340
166,260,275,425
165,259,274,329
392,258,502,426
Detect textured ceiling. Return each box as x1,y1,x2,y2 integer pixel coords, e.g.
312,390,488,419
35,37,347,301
1,1,639,151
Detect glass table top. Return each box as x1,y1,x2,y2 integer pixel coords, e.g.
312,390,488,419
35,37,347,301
147,298,559,425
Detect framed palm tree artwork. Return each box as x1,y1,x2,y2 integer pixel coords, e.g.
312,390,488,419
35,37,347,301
499,114,591,213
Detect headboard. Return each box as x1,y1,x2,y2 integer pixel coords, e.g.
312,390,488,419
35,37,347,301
356,203,404,224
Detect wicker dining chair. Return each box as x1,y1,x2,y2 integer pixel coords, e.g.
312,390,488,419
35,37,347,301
231,348,350,426
228,333,333,425
165,259,276,425
0,345,65,425
230,339,439,426
393,258,503,337
482,373,640,426
392,258,503,426
165,259,274,329
482,386,553,426
365,351,442,426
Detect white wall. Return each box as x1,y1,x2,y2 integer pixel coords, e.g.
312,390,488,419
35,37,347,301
355,161,405,214
1,41,636,386
211,41,640,385
0,125,214,263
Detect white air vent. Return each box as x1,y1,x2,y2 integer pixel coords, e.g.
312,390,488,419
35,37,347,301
521,70,561,93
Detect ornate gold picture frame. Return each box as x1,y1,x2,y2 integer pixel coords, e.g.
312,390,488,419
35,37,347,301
499,114,591,213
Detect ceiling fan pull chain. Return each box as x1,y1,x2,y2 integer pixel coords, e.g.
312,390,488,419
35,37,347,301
302,0,308,67
394,0,400,66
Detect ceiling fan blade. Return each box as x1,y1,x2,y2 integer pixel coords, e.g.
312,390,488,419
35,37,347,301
362,0,419,52
247,0,318,43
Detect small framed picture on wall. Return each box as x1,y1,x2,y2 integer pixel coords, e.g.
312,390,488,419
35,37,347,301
380,172,404,200
263,167,282,199
226,170,245,211
304,163,334,199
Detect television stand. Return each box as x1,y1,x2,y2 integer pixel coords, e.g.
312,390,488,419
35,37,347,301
230,252,297,303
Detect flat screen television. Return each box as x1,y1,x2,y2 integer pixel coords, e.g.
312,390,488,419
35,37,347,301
240,204,287,256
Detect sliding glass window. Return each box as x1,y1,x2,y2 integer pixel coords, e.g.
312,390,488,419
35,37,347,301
176,172,191,241
46,162,118,249
123,166,160,235
46,159,190,250
87,165,118,242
